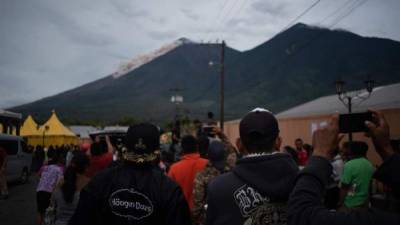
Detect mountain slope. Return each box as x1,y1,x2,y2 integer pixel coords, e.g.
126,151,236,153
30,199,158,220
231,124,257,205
11,41,241,123
224,23,400,115
10,23,400,124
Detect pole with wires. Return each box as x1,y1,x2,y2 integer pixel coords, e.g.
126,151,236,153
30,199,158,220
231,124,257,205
220,41,225,131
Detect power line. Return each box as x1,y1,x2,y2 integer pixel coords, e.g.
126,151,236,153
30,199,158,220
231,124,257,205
219,0,323,43
216,0,231,22
318,0,356,26
205,0,238,41
220,0,251,41
329,0,368,28
204,0,242,43
281,0,323,32
272,0,369,72
221,0,367,87
201,0,230,43
233,0,251,17
219,0,242,25
201,0,242,67
200,0,232,61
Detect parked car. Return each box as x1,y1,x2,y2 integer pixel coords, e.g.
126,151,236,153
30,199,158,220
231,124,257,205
0,134,32,183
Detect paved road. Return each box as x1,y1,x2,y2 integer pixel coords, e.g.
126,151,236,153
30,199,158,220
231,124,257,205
0,177,38,225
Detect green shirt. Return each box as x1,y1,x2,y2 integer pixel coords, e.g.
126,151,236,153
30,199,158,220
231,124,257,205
341,157,374,208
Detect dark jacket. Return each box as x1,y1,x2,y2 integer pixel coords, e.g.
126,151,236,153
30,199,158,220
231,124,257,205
68,162,192,225
288,156,400,225
374,154,400,198
206,153,299,225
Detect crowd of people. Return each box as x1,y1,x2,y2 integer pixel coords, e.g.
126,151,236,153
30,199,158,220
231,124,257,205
1,108,399,225
31,136,115,225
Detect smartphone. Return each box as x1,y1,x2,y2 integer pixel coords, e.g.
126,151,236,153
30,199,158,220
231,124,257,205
339,112,372,133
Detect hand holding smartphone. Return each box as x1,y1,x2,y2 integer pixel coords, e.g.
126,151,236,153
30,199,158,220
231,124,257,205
339,112,373,133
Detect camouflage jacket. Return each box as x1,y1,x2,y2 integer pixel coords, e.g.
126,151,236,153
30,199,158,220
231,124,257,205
192,162,229,225
218,132,239,169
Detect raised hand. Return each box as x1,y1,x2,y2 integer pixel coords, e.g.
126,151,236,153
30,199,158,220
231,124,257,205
365,110,394,160
312,115,340,160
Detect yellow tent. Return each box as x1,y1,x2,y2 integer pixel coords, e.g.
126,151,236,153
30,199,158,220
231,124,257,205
40,111,78,147
20,115,44,146
21,115,41,136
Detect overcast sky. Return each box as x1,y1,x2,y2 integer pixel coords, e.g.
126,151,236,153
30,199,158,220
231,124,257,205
1,0,399,108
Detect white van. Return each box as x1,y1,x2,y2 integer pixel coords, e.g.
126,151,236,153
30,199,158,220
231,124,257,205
0,134,32,183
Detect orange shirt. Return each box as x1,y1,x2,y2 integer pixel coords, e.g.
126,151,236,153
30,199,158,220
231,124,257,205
168,153,208,209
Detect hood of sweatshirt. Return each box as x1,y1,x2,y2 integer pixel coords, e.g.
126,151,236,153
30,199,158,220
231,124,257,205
233,153,299,201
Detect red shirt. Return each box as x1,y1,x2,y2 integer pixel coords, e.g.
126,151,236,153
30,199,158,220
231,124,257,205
297,149,308,166
168,153,208,209
86,152,113,177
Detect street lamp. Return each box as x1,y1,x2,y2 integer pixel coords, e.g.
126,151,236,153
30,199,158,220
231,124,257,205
335,79,345,96
38,125,50,147
335,77,375,141
365,79,375,93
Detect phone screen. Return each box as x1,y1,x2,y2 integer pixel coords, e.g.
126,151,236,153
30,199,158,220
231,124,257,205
339,112,372,133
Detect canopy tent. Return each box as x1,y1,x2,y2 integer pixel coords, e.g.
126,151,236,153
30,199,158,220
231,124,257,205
40,111,78,147
20,115,43,146
21,115,41,136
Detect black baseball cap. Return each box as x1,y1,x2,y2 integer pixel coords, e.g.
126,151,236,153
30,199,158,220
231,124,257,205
239,108,279,141
124,123,160,163
208,141,226,171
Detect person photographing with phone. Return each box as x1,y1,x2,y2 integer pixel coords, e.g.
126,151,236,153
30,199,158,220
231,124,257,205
86,135,114,177
288,110,400,225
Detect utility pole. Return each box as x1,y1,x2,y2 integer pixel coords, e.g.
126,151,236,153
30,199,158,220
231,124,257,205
347,96,352,142
220,41,225,131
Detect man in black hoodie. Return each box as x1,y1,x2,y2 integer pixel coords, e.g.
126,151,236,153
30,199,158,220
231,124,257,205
206,108,299,225
69,123,191,225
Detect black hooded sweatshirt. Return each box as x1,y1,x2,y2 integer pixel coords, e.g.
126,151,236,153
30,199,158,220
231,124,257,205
68,162,191,225
206,153,299,225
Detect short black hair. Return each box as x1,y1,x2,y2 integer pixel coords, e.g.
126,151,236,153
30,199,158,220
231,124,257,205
207,112,214,119
295,138,303,143
47,147,57,159
241,132,276,153
181,135,198,154
343,141,368,157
